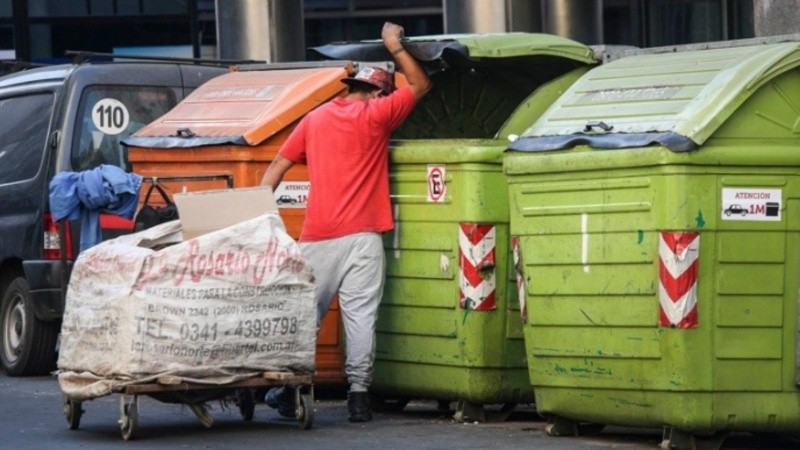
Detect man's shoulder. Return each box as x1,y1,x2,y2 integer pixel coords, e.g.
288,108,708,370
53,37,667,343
372,86,415,111
388,86,415,102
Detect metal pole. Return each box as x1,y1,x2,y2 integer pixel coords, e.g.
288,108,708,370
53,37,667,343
189,0,200,59
443,0,542,33
215,0,305,63
12,0,30,60
754,0,800,37
543,0,604,45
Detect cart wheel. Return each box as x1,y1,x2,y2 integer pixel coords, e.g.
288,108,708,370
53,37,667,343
62,396,83,430
296,393,314,430
119,395,139,441
235,388,255,421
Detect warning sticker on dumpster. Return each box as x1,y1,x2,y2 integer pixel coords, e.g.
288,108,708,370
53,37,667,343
274,181,309,209
721,188,781,221
427,165,446,203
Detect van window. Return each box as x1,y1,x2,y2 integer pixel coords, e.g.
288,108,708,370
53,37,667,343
0,93,54,184
72,86,176,171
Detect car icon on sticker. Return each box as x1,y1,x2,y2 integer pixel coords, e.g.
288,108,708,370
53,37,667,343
276,195,298,205
724,204,748,216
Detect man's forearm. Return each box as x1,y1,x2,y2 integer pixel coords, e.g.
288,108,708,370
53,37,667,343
382,22,431,100
260,154,294,191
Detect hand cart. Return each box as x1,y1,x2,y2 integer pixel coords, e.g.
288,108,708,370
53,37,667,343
62,371,314,440
60,172,315,440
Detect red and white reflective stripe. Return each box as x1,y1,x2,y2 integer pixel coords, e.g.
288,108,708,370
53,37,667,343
658,231,699,328
458,223,496,311
511,236,527,323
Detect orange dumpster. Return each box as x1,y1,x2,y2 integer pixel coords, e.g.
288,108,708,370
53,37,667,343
123,63,353,386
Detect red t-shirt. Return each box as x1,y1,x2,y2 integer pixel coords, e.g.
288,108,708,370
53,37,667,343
279,86,416,242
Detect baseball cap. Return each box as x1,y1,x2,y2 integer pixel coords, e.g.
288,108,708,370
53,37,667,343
341,66,395,96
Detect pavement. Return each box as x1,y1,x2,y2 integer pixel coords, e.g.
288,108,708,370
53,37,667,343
1,372,799,449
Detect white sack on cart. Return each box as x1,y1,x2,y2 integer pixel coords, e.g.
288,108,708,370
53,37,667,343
57,213,316,401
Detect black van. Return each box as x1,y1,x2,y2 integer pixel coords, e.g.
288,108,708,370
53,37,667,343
0,60,228,375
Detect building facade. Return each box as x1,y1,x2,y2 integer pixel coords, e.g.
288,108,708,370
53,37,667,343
0,1,794,64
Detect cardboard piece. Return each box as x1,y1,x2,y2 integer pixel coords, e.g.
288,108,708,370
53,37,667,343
173,186,279,240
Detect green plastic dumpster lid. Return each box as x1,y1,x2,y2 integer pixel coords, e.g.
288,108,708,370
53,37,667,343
313,33,597,139
311,32,597,68
508,42,800,152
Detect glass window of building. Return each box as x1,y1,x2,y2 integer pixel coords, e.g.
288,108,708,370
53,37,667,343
89,0,114,15
27,0,88,17
142,0,189,15
648,0,722,45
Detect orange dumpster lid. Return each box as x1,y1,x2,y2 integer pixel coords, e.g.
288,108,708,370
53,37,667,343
124,66,349,148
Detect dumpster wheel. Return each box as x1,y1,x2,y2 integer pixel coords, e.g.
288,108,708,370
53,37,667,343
660,427,728,450
454,401,517,423
370,396,410,413
544,415,604,437
484,402,517,422
63,396,83,430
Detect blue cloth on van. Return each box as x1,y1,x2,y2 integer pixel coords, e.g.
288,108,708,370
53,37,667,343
49,165,143,252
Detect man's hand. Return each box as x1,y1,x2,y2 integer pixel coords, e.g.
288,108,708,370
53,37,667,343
382,22,404,47
381,21,431,101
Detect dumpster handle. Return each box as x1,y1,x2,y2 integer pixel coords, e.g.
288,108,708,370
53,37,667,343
584,121,613,133
175,128,196,138
142,174,234,189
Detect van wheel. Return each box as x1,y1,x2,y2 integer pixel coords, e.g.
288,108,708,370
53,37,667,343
0,277,59,375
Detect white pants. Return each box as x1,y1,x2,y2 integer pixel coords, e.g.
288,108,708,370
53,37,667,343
300,232,385,391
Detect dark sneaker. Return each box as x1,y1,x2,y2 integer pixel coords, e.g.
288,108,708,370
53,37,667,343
348,391,372,422
265,386,296,418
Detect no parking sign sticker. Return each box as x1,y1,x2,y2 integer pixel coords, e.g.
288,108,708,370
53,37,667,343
427,165,446,203
721,188,781,221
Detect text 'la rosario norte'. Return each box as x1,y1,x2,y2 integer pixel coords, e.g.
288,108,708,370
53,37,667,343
133,236,306,289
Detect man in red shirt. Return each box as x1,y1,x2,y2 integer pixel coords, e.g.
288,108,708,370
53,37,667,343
260,22,431,422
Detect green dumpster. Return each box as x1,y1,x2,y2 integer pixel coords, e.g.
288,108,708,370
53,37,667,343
505,42,800,447
314,33,597,421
